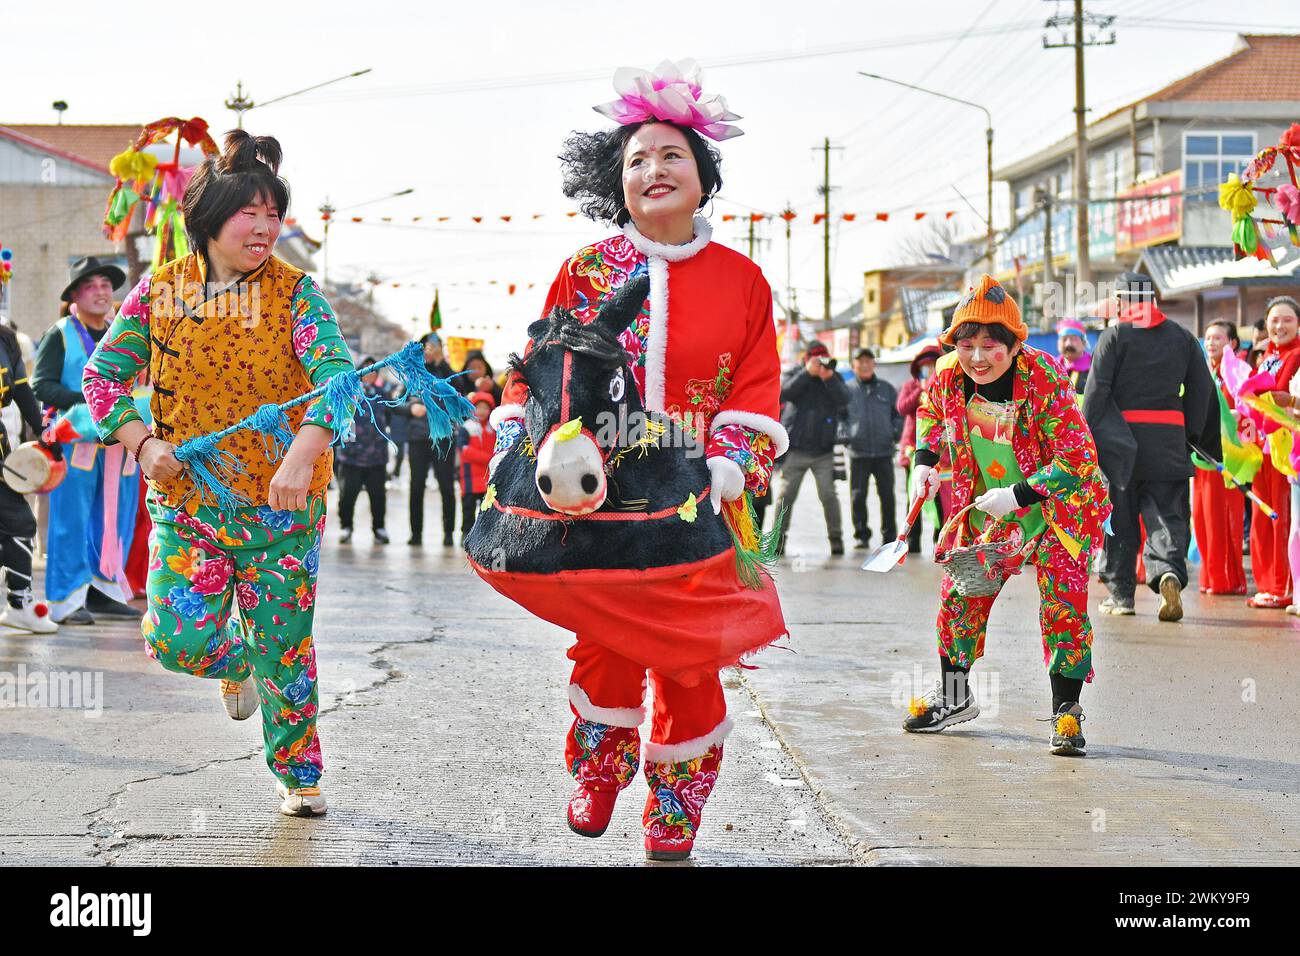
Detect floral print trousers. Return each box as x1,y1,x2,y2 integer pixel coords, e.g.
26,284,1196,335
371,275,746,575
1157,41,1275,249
937,531,1095,682
141,493,326,788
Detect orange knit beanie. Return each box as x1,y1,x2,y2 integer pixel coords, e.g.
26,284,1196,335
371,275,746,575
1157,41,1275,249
940,274,1028,345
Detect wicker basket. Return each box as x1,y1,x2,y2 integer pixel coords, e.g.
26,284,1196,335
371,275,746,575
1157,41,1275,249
935,503,1041,597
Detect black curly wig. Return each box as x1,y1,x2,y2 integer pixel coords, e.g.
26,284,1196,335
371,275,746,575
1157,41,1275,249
559,120,722,226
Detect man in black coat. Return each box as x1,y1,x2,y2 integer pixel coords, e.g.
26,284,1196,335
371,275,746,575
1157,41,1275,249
1082,272,1221,622
844,348,902,549
390,333,458,547
774,342,851,555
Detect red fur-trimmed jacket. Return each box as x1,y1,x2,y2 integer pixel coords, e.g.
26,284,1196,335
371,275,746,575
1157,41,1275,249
494,218,788,496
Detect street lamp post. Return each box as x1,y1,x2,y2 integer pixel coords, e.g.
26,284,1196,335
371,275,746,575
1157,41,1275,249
226,69,373,129
319,188,414,287
858,72,995,270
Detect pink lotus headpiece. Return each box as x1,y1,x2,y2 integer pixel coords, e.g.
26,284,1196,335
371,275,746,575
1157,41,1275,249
593,58,743,142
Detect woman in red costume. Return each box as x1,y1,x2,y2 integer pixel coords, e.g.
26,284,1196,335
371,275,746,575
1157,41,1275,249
491,60,788,861
1191,320,1247,596
1243,297,1300,608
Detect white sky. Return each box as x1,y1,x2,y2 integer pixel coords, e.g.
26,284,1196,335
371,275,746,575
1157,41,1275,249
10,0,1300,365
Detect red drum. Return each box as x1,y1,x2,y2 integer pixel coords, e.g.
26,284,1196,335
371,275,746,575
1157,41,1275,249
2,441,67,494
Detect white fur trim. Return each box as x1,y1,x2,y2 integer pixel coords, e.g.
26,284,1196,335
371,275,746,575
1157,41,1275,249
568,683,646,728
643,717,733,763
489,403,525,429
709,410,790,458
621,216,712,261
644,256,669,411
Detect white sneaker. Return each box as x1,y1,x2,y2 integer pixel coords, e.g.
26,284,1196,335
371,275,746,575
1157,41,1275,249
219,677,260,720
276,781,327,817
0,600,58,634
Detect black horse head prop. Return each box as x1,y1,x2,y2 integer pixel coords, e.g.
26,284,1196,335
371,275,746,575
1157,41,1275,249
513,275,648,515
463,274,785,686
465,273,733,576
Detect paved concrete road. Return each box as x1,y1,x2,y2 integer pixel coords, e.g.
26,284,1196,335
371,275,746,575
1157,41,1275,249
760,467,1300,865
2,472,1295,866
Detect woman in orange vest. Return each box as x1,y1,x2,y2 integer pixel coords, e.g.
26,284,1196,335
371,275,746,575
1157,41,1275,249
83,130,354,816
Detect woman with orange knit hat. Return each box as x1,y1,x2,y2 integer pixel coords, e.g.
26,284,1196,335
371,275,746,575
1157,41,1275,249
903,275,1111,755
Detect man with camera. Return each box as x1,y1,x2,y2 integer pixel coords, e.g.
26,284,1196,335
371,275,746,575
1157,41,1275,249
775,342,850,556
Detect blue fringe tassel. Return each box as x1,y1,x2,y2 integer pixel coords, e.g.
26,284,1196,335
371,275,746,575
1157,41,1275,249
174,434,252,514
319,369,364,446
387,342,477,451
248,403,296,462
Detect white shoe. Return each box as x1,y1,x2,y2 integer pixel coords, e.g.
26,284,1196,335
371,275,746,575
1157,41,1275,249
219,677,260,720
0,601,58,634
276,781,327,817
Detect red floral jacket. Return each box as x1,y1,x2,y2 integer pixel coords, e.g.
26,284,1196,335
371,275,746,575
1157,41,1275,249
917,345,1111,558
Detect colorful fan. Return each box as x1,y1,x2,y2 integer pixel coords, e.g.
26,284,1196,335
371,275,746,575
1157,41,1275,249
102,117,219,269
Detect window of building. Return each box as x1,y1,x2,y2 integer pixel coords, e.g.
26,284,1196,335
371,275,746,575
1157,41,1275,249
1014,185,1034,221
1184,131,1256,202
1137,131,1157,179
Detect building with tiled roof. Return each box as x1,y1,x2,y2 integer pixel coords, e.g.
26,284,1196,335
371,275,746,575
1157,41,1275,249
993,34,1300,332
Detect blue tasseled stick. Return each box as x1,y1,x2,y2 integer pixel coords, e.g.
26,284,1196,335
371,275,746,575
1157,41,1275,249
173,342,477,511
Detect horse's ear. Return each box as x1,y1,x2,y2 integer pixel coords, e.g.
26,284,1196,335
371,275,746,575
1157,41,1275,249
595,275,650,336
528,305,565,342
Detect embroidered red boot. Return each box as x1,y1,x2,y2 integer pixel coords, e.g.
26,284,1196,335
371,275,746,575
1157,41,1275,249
642,744,724,861
565,718,641,837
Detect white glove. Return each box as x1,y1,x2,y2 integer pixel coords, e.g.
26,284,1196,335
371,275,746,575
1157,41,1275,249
974,485,1020,519
913,464,940,501
707,456,746,515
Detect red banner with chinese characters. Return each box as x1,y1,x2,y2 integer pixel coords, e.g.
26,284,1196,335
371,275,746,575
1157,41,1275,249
1117,170,1183,253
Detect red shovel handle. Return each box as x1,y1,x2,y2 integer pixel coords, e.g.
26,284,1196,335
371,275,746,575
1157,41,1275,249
899,494,926,539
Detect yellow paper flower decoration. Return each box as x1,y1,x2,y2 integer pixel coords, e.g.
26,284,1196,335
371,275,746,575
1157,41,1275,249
480,483,497,512
109,148,158,184
1218,173,1257,219
677,493,698,523
908,698,929,718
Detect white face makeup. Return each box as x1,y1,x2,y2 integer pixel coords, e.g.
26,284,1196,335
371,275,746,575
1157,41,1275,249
954,330,1019,385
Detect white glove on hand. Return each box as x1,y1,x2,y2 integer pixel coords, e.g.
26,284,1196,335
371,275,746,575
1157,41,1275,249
913,464,941,501
707,456,746,515
974,486,1020,519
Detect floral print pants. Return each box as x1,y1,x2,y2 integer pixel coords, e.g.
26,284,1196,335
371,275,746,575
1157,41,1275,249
936,531,1094,682
141,493,326,788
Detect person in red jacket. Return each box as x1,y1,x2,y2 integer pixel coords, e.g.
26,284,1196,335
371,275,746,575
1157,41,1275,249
1240,297,1300,608
456,391,496,539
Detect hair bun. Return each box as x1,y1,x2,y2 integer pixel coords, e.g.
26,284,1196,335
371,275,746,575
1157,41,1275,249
216,129,283,175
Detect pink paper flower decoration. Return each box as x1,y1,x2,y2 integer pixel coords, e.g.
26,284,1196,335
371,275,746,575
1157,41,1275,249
594,59,743,142
1276,183,1300,226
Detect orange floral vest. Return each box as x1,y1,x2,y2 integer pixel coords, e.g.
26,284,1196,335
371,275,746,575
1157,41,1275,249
147,254,332,509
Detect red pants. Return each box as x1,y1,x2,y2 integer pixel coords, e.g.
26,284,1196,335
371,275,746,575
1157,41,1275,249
1192,470,1246,594
1250,455,1292,598
567,640,729,761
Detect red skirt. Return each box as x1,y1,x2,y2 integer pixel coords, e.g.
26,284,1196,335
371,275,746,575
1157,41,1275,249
468,548,787,687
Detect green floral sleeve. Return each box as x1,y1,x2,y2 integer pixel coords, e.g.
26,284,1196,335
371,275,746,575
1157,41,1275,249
84,275,152,442
290,275,356,432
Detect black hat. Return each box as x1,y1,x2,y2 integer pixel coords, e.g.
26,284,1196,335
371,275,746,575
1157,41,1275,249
61,256,126,302
1114,271,1155,302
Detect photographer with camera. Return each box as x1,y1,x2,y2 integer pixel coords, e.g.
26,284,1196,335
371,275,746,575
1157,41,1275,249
775,342,850,556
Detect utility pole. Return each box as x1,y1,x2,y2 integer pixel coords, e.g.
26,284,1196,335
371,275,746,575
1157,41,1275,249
814,138,844,325
1036,186,1054,323
226,69,372,130
747,215,756,262
319,199,335,287
1044,0,1115,289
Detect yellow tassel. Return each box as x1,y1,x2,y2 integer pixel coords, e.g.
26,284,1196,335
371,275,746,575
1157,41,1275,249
724,498,758,553
908,698,929,718
1055,714,1081,737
